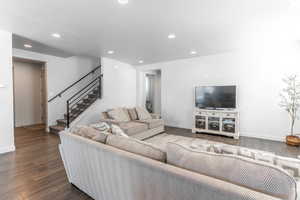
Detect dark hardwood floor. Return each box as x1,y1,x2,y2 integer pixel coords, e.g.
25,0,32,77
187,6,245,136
0,125,92,200
0,125,299,200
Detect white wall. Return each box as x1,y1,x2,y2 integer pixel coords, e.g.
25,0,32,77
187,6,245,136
12,49,99,126
137,46,300,141
71,57,137,126
0,30,15,153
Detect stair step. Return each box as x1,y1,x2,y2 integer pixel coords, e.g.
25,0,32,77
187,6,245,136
64,113,78,120
82,98,92,104
76,102,90,109
92,89,99,94
64,114,75,120
49,125,65,134
57,119,67,126
83,96,97,103
71,107,85,114
88,93,97,98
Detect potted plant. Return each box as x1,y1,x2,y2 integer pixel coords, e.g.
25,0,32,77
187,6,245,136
279,75,300,146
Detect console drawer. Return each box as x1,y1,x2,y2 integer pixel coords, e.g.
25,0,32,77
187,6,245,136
207,112,219,117
222,113,237,118
197,111,207,115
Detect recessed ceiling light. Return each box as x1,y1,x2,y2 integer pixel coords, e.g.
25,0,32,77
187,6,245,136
138,60,144,64
168,34,176,39
114,65,119,69
24,44,32,48
118,0,128,4
190,50,197,55
51,33,61,38
107,50,114,54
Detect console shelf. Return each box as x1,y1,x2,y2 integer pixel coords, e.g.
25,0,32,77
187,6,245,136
192,108,239,139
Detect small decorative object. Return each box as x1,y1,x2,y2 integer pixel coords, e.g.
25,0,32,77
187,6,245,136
279,75,300,146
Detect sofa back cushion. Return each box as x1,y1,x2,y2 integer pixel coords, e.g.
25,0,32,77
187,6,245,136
167,142,297,200
128,108,138,120
107,108,131,122
106,135,166,162
135,106,152,120
73,126,109,143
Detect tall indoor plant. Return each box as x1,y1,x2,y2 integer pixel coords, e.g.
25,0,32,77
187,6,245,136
279,75,300,145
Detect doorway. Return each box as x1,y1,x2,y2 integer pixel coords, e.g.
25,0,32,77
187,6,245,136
13,57,47,129
144,70,161,114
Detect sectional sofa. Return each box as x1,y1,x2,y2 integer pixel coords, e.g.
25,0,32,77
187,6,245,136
59,129,297,200
100,107,165,140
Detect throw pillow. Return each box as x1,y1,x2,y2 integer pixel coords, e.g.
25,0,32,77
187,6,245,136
238,147,255,159
73,126,108,143
107,108,131,122
275,156,300,177
111,124,129,138
254,151,276,164
220,144,239,155
135,106,152,120
90,122,111,132
189,143,211,152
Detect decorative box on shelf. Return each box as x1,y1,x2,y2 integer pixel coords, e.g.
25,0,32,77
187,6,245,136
192,108,240,139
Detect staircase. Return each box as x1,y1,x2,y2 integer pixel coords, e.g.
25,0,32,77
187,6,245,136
48,66,102,134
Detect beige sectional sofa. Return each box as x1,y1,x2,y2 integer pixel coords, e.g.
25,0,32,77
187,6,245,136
59,130,297,200
100,107,164,140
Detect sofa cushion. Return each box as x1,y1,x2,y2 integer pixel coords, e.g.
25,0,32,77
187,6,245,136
119,121,148,136
73,126,109,143
137,119,164,129
108,108,131,122
128,108,138,120
135,106,152,120
106,135,166,162
167,142,297,200
111,124,129,138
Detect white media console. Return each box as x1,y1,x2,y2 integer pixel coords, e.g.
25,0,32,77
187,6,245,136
192,108,240,139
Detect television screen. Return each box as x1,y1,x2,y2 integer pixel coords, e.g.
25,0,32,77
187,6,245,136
195,86,236,109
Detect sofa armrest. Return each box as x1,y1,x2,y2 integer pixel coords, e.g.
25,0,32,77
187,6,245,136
151,113,161,119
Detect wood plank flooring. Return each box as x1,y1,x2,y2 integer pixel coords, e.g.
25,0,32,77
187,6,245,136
0,126,92,200
0,125,299,200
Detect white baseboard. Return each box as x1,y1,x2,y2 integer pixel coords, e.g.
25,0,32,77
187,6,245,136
239,132,285,142
0,145,16,154
166,124,286,142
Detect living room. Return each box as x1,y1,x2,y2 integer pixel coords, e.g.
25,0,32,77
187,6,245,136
1,0,300,199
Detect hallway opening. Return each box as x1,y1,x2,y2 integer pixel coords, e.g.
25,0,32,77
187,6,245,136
13,57,47,130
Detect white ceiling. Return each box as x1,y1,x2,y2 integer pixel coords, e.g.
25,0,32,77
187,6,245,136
0,0,290,65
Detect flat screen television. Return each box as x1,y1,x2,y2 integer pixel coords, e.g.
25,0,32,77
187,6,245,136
195,86,236,109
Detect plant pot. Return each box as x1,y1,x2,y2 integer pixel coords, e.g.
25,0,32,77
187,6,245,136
286,135,300,146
